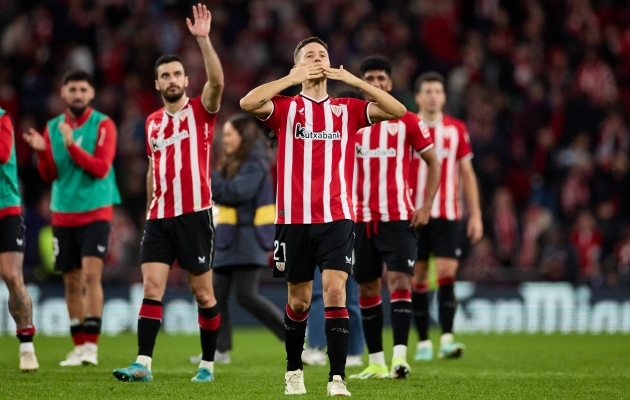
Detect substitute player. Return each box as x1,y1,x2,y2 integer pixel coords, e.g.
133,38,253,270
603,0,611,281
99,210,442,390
23,70,120,367
349,56,440,380
409,72,483,361
240,37,406,396
1,107,39,372
112,3,224,383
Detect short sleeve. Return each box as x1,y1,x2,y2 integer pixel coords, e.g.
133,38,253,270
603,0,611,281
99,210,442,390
190,96,218,123
456,123,473,160
403,113,433,153
343,98,373,130
258,95,293,133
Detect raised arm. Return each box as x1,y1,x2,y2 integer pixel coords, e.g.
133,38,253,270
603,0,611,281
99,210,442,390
323,65,406,122
411,147,441,227
460,158,483,243
240,64,324,118
187,4,224,112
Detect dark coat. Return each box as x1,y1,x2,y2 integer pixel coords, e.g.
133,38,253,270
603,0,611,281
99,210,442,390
211,141,275,268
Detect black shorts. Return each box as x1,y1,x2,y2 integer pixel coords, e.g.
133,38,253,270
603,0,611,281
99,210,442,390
353,220,417,284
0,215,26,253
53,221,111,272
141,208,214,273
273,220,354,283
416,218,463,261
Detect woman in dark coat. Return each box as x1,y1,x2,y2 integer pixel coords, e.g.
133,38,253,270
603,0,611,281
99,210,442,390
190,114,284,364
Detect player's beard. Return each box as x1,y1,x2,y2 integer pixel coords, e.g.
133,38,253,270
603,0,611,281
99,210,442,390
161,86,186,103
67,104,88,117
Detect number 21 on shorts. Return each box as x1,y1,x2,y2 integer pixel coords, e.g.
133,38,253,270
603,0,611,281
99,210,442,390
273,240,287,271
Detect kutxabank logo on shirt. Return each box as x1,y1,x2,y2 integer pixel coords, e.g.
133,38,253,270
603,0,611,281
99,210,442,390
294,123,341,140
355,145,396,158
151,130,189,151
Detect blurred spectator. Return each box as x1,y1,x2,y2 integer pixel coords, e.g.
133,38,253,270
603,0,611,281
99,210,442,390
571,210,603,285
487,188,519,267
539,227,580,283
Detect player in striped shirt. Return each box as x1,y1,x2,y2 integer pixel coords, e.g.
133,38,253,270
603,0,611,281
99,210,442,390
349,56,441,381
409,72,483,361
113,4,223,383
240,37,406,396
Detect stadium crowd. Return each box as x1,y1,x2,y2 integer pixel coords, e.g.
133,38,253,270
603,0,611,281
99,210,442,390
1,0,630,288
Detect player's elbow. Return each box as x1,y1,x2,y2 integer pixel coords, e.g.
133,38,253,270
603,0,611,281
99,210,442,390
239,96,257,113
392,103,406,119
93,168,109,179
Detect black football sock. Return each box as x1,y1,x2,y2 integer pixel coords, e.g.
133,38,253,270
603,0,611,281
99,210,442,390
284,304,308,371
198,305,220,362
325,307,349,381
359,295,383,354
137,299,162,357
390,290,412,347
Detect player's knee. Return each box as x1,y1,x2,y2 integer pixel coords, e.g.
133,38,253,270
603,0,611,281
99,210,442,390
83,271,101,287
388,273,411,292
64,277,82,294
288,297,310,313
357,280,379,298
0,268,21,288
194,291,215,307
323,285,345,305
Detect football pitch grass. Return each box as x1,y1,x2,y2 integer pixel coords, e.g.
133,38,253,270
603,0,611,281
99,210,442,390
0,329,628,399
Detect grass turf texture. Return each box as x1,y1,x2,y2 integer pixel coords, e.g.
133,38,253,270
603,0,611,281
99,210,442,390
0,329,628,399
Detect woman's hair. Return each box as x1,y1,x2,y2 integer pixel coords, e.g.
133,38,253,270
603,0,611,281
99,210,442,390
217,114,263,178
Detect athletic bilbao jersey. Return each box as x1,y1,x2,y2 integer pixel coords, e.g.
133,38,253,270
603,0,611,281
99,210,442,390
260,93,372,224
353,112,433,222
145,96,217,220
409,114,473,221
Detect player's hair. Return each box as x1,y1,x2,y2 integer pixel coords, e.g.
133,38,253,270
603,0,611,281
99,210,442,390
335,89,363,100
62,69,93,86
217,114,265,179
293,37,328,63
359,56,392,77
154,54,185,78
414,71,445,93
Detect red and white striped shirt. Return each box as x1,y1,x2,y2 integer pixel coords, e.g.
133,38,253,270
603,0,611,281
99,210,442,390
353,112,433,222
145,96,217,220
409,114,472,221
260,93,372,224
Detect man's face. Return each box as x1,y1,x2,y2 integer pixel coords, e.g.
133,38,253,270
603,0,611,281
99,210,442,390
362,70,392,101
296,42,331,68
415,81,446,114
61,80,94,116
155,61,188,103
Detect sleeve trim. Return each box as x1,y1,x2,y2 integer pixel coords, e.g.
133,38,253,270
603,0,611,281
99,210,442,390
257,100,275,122
458,153,474,161
365,102,375,126
417,143,434,154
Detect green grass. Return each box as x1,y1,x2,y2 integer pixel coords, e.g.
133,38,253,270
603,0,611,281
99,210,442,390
0,329,629,399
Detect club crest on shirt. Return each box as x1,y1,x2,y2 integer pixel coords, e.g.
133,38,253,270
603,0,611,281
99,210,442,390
178,109,189,121
419,123,430,139
330,105,342,117
275,262,285,271
387,123,399,135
